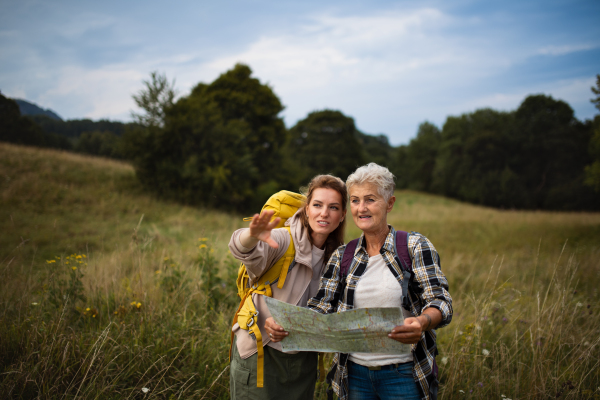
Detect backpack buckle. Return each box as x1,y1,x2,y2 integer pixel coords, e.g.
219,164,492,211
246,311,259,328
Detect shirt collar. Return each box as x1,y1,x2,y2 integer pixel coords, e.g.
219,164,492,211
356,225,396,255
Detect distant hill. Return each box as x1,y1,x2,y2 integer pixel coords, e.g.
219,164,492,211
13,99,63,121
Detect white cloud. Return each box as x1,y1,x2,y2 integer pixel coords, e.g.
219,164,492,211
2,2,597,143
197,8,486,140
38,65,145,120
538,43,598,56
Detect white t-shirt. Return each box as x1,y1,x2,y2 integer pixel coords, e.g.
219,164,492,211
349,254,413,366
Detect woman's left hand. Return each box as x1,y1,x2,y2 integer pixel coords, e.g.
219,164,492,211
265,317,288,343
388,317,423,344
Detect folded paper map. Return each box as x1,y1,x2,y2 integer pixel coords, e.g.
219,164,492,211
265,297,411,354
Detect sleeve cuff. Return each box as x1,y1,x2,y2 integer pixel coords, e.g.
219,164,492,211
423,300,453,328
235,232,256,254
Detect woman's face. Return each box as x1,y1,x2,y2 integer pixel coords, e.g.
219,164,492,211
306,188,346,245
349,182,395,234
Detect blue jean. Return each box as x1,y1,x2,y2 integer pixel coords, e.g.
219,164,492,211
348,360,421,400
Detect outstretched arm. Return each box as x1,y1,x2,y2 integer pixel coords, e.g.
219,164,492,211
239,210,281,249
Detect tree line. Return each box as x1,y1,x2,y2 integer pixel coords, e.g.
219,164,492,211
0,93,136,158
1,67,599,212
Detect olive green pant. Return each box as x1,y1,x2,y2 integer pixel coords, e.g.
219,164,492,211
230,336,318,400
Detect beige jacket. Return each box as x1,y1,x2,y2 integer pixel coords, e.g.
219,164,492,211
229,210,317,359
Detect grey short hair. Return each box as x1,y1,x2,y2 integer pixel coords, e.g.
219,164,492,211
346,163,396,201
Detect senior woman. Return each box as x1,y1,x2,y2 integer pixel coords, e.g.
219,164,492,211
229,174,348,400
306,163,453,400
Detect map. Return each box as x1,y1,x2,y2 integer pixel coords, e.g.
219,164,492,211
265,297,411,354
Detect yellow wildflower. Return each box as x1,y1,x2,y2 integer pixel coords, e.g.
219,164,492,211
130,301,137,306
86,308,90,311
82,254,86,258
46,260,56,264
136,302,142,309
76,255,82,259
72,267,77,271
164,257,169,261
155,270,162,274
199,237,208,241
199,244,207,249
55,256,60,259
65,261,69,265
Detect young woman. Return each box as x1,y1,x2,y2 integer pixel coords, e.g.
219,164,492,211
229,174,348,400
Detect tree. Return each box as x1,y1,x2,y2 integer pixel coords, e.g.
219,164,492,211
126,64,287,212
355,131,398,176
75,131,123,158
399,122,441,192
591,74,600,112
584,75,600,192
0,93,71,150
132,71,176,128
513,95,596,209
286,110,365,187
432,108,515,207
583,119,600,192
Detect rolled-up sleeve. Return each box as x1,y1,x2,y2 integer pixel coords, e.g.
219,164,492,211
411,235,453,328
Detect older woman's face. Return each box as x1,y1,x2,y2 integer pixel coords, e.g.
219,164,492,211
349,182,395,234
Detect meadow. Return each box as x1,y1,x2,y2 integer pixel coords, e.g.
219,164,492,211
1,142,599,399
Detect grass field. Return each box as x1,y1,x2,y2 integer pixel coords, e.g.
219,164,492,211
1,142,599,399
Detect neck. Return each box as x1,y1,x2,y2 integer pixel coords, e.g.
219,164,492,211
363,224,390,256
310,232,327,249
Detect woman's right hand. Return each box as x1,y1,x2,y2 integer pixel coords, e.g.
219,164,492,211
265,317,288,342
240,210,281,249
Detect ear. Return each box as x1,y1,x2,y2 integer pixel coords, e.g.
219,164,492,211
386,196,396,213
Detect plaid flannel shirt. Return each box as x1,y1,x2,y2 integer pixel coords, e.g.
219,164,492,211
307,226,453,400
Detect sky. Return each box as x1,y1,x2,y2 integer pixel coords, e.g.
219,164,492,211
1,0,599,145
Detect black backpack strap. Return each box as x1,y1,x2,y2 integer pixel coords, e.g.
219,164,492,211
340,239,359,279
393,230,413,310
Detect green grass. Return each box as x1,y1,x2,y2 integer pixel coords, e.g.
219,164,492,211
1,142,599,399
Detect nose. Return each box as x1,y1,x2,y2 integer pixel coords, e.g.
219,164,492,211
320,206,330,217
359,200,368,212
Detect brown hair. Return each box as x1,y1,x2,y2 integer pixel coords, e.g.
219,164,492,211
299,174,348,263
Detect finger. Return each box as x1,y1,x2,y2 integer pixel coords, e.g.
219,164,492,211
259,210,275,223
248,213,261,227
266,217,281,229
390,325,414,334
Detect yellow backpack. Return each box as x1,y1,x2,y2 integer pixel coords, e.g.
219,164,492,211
230,190,306,388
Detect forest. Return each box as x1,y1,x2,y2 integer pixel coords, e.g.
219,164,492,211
1,65,599,212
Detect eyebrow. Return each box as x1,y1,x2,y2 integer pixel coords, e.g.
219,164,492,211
313,200,341,205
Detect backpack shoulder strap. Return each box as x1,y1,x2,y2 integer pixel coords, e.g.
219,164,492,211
275,227,295,289
340,238,359,278
393,230,411,271
393,230,414,310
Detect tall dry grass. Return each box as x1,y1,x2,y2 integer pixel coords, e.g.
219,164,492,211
1,142,599,399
